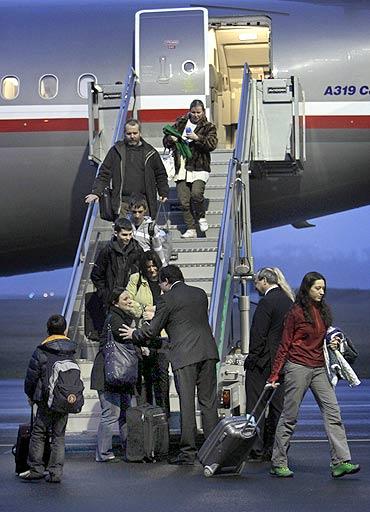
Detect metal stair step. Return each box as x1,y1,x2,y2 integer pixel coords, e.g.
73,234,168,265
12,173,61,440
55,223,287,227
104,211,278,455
180,264,215,279
172,249,217,265
172,237,218,248
185,278,214,295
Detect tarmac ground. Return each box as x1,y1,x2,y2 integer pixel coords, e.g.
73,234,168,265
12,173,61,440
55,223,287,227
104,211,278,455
1,380,369,512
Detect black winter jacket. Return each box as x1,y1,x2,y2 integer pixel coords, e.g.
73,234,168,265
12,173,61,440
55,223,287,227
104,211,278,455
163,115,218,174
91,139,169,218
24,336,77,403
91,238,144,307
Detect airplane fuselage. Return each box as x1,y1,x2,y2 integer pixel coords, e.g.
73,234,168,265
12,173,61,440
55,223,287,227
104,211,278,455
1,0,369,275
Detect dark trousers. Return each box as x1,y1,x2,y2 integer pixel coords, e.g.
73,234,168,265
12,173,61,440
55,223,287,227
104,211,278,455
28,403,68,479
138,351,170,418
174,359,218,460
245,365,284,456
176,180,206,229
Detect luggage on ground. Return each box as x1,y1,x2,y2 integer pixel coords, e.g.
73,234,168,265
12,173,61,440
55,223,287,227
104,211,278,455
12,408,51,475
198,384,277,477
126,404,169,462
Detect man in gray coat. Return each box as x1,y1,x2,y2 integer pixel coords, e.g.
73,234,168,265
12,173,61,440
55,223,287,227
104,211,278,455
120,264,219,465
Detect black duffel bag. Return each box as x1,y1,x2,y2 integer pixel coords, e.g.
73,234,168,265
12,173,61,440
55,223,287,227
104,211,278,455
99,186,115,222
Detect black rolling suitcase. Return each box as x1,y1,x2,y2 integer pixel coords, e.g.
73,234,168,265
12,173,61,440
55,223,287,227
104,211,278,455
12,407,51,475
198,384,277,477
126,404,169,462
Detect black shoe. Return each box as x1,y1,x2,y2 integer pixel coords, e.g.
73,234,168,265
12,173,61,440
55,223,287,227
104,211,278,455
247,450,264,463
45,474,61,483
168,454,195,466
261,450,272,462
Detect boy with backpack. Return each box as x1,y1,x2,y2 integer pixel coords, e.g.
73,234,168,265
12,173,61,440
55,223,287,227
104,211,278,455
129,194,172,266
20,314,84,483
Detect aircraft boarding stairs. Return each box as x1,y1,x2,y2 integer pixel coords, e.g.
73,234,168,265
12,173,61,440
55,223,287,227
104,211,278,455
66,156,230,433
63,65,305,434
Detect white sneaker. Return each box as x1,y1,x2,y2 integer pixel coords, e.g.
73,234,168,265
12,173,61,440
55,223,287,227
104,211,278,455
198,218,209,232
181,229,197,239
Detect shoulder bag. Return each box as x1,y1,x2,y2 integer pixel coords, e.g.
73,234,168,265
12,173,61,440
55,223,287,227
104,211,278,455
103,324,138,386
99,186,115,222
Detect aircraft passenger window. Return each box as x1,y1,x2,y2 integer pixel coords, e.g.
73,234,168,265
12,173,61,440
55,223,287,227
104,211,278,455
1,76,19,100
39,75,58,99
78,74,96,98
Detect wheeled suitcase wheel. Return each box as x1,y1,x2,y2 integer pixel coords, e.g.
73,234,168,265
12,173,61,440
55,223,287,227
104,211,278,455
204,463,219,477
236,462,246,475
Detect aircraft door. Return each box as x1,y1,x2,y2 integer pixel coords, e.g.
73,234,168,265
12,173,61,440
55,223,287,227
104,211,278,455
135,8,209,119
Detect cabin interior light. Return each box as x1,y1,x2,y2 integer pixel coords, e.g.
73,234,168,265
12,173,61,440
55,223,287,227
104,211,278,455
239,33,257,41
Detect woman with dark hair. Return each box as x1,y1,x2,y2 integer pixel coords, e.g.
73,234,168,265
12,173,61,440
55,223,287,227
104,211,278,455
163,99,218,238
90,288,140,462
268,272,360,478
125,250,170,417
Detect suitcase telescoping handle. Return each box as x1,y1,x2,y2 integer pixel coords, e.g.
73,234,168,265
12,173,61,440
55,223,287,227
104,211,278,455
241,383,279,435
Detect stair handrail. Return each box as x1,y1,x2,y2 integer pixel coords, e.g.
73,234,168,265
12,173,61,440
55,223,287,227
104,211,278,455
209,63,253,355
62,67,137,324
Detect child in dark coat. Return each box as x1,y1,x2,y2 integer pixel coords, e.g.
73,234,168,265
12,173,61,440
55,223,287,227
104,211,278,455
20,314,78,483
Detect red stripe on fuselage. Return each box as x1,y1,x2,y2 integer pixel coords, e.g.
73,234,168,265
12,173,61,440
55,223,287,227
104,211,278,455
305,115,370,129
0,118,88,132
1,114,370,132
137,109,188,123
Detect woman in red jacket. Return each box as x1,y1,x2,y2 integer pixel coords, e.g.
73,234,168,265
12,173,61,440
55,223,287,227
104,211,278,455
268,271,360,478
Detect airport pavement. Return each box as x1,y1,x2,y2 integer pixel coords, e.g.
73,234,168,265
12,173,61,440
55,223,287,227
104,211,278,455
0,440,369,512
0,380,369,512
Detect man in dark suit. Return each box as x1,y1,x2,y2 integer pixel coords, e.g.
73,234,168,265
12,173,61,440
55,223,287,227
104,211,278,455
244,267,294,461
120,264,219,465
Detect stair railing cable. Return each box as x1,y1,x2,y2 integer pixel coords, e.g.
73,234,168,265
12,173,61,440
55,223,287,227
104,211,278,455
209,64,253,356
62,67,137,324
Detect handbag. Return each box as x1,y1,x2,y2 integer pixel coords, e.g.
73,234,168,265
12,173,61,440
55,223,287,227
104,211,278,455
99,186,115,222
161,149,176,181
103,324,138,386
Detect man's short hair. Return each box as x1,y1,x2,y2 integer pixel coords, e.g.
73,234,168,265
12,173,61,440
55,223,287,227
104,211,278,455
159,265,184,285
47,314,66,335
114,217,133,233
129,193,148,211
125,118,141,131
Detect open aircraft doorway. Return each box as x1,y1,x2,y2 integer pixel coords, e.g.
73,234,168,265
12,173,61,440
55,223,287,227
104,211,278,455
208,16,271,148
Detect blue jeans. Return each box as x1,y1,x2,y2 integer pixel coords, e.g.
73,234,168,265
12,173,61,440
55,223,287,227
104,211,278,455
96,390,131,461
